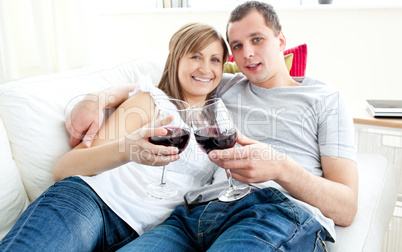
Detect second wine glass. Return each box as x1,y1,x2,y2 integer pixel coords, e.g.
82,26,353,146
147,97,191,199
190,98,251,202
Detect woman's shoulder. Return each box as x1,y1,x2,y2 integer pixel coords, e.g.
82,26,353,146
130,75,167,98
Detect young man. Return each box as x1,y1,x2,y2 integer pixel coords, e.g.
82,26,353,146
68,1,358,251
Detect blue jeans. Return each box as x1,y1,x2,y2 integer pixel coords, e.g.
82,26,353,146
119,187,327,251
0,177,138,252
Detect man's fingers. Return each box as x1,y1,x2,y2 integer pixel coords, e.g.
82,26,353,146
208,146,250,161
213,158,249,170
236,131,257,146
66,116,83,148
82,122,100,148
69,135,81,148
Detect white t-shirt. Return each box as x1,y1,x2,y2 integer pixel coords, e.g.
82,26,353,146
80,75,217,235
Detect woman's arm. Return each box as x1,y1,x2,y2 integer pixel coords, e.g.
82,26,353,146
54,92,179,181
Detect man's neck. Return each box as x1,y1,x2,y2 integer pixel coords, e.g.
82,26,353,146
251,73,300,89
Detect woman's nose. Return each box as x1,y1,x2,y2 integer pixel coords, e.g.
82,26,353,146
199,61,211,73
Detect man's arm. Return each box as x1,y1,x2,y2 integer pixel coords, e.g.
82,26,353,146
55,91,179,181
208,133,358,227
66,84,135,148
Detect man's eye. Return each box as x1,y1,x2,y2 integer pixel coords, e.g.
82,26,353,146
253,37,262,43
233,44,242,50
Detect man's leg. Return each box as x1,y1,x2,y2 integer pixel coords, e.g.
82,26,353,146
207,188,327,251
0,177,137,252
118,221,198,252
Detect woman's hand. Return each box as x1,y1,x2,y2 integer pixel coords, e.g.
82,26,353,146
122,115,180,166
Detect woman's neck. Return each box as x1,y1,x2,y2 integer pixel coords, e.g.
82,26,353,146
185,96,207,107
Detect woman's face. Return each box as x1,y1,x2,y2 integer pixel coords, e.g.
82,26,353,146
177,40,224,106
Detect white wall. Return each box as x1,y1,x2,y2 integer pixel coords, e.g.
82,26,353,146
91,7,402,104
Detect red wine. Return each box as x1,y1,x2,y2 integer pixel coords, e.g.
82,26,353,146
149,127,190,154
194,126,237,154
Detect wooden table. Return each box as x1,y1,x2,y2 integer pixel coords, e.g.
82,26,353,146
353,104,402,130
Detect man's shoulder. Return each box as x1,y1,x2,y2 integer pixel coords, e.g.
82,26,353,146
216,73,249,96
221,72,248,84
298,76,338,93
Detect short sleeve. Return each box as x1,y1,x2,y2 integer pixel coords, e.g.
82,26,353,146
129,74,168,100
317,91,356,161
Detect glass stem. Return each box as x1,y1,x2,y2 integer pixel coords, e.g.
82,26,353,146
160,165,167,187
225,169,236,191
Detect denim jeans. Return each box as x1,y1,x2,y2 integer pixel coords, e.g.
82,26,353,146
0,177,138,252
119,187,327,252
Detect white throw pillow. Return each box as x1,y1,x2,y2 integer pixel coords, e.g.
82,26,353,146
0,118,30,240
0,54,166,202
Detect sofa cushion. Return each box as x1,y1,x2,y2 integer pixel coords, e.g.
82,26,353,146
0,118,30,239
326,153,398,251
283,43,307,77
0,54,166,202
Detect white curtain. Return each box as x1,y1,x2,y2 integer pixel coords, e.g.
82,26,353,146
0,0,93,84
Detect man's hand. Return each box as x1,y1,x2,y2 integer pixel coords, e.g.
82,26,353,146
65,94,105,148
65,84,135,148
208,132,290,184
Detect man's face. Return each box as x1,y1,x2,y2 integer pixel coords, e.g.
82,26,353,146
227,10,285,86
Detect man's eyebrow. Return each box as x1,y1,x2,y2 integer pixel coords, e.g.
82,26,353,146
229,40,239,47
250,32,263,37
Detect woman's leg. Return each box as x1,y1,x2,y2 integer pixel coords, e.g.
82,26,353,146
0,177,138,252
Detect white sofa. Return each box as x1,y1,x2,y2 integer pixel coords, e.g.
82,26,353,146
0,55,398,251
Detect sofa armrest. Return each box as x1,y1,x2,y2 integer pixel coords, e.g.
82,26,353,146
327,153,398,251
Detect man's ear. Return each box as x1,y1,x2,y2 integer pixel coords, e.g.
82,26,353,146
278,31,286,51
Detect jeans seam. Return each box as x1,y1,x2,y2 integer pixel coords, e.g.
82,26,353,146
268,188,298,226
197,201,229,247
253,236,285,252
316,230,328,252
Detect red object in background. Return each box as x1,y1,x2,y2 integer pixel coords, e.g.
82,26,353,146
284,43,307,77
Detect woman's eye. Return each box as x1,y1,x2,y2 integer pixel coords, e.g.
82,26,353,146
191,56,200,60
211,58,220,63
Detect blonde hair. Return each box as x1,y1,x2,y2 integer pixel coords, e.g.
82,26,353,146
158,23,229,101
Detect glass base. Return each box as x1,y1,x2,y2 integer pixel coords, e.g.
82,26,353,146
147,182,178,200
218,185,251,202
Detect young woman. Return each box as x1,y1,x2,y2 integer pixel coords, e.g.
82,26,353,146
0,22,229,252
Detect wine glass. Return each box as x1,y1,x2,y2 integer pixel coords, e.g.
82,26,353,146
147,97,191,199
190,98,251,202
